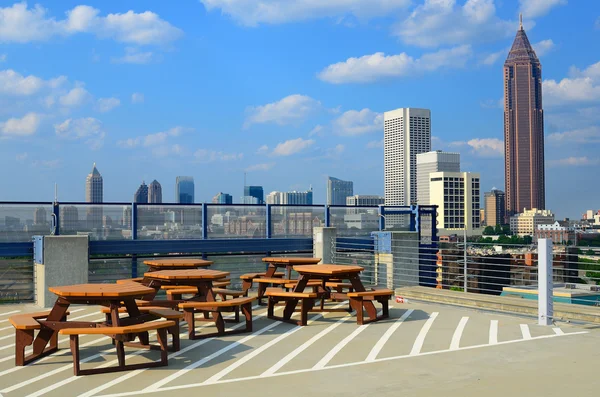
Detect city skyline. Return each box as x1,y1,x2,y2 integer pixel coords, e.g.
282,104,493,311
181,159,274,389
0,1,598,218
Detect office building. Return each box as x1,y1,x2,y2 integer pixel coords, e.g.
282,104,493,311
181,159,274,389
484,189,506,227
428,171,481,236
86,163,103,203
510,208,554,236
504,16,545,215
148,180,162,203
266,188,314,205
345,195,385,206
536,221,577,244
134,181,148,203
241,196,260,204
327,177,353,205
213,192,233,204
176,176,195,204
33,207,47,225
416,151,460,205
244,186,264,204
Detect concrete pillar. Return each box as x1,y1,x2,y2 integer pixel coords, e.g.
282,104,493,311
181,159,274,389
313,227,336,264
34,235,89,308
372,231,420,289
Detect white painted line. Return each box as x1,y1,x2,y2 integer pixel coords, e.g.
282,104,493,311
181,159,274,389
0,310,21,317
489,320,498,345
449,317,469,351
312,312,379,370
144,320,282,392
520,324,532,340
204,302,348,385
0,319,8,324
409,312,438,356
93,330,590,397
366,309,413,362
553,328,565,335
0,325,14,331
79,305,265,397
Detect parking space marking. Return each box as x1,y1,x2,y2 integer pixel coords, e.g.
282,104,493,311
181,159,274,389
520,324,532,340
489,320,498,345
410,312,438,356
366,309,413,362
450,317,469,350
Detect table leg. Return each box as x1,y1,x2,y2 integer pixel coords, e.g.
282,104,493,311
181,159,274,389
283,276,310,320
31,298,69,357
348,274,378,321
264,264,277,278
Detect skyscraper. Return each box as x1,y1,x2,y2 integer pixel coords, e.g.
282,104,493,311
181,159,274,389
327,177,353,205
504,15,545,215
266,188,313,205
484,189,506,227
244,186,264,204
148,180,162,203
134,181,148,203
384,108,431,208
86,163,103,203
176,176,195,204
213,192,233,204
416,151,460,205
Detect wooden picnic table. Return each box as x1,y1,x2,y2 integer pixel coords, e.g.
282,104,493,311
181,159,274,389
262,257,322,279
142,269,230,303
282,264,378,323
20,283,156,365
143,258,213,272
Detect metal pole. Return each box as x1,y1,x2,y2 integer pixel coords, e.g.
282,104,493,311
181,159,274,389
463,227,468,293
538,238,553,326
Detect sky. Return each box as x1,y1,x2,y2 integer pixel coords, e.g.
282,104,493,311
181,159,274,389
0,0,599,219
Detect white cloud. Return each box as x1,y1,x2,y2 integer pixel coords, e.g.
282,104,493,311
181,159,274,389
246,162,275,172
131,92,144,103
199,0,410,26
59,85,90,107
96,97,120,113
0,112,40,136
366,140,384,149
15,152,28,161
54,117,105,149
111,47,156,64
308,125,324,137
519,0,567,18
480,98,503,109
394,0,515,48
272,138,315,156
0,69,66,96
0,54,5,62
325,144,345,159
333,108,383,135
31,159,62,168
194,149,244,162
0,3,183,45
533,39,555,57
543,61,600,106
549,156,600,167
256,145,269,154
451,137,503,157
244,94,320,128
118,126,185,148
318,45,472,84
480,49,505,66
151,144,187,158
548,126,600,144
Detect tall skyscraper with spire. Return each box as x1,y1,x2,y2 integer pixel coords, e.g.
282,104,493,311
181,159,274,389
86,163,103,203
504,15,545,216
148,180,163,203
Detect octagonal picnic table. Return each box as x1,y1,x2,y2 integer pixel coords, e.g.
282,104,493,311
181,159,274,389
19,283,156,366
143,258,213,272
142,269,230,303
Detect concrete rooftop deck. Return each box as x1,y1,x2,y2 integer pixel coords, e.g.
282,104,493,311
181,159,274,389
0,299,597,397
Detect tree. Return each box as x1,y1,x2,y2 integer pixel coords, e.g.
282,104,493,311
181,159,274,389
523,235,532,245
483,226,495,235
494,224,503,235
502,224,511,235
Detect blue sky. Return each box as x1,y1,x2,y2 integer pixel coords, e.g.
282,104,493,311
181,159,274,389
0,0,599,218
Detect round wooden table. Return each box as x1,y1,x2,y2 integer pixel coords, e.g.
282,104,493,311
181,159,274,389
143,269,230,302
143,258,213,272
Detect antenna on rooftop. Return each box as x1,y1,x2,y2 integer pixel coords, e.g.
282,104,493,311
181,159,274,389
54,183,58,204
519,13,523,30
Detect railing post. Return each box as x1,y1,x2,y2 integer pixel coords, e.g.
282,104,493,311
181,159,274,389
52,202,60,235
538,238,553,326
131,203,137,278
266,204,272,239
201,203,208,240
378,205,385,231
324,205,330,227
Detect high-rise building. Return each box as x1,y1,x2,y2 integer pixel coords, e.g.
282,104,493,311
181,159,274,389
428,171,481,236
86,163,103,203
266,189,313,205
148,180,162,203
416,151,460,205
484,189,506,227
345,195,385,206
213,192,233,204
384,108,431,215
176,176,194,204
510,208,554,236
504,16,545,215
134,181,148,203
327,177,353,205
244,186,264,204
33,207,47,225
241,196,260,204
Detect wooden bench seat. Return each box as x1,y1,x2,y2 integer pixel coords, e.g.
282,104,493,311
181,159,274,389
326,281,354,290
348,289,393,325
265,289,318,299
10,310,70,366
283,280,323,289
240,272,284,281
254,277,293,284
60,320,174,376
116,277,144,284
265,288,317,326
178,297,256,339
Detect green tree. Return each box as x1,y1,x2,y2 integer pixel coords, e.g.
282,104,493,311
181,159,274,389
494,224,503,235
502,224,511,235
523,235,533,245
483,226,495,235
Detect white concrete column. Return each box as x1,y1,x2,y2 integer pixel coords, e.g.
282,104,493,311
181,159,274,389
35,236,89,308
313,227,336,264
538,238,553,326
